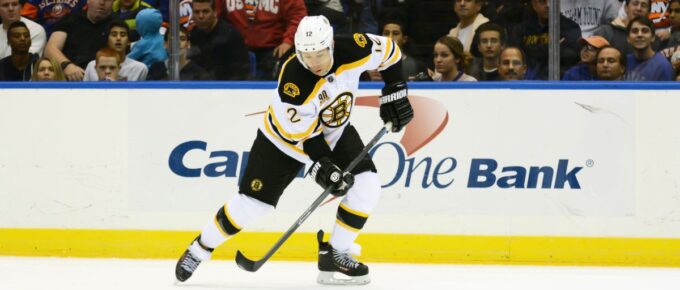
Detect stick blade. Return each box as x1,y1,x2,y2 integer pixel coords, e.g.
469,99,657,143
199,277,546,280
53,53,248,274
235,250,262,272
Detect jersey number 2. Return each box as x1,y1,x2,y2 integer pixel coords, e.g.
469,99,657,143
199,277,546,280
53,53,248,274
287,108,301,123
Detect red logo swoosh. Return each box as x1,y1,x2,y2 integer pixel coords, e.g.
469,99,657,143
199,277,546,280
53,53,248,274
356,95,449,156
247,95,449,156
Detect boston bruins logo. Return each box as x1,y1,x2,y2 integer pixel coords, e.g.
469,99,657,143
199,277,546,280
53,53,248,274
250,179,264,192
283,83,300,98
353,33,367,48
320,92,353,128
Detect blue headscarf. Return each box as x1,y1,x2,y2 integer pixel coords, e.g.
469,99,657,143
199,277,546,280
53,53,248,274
128,8,167,68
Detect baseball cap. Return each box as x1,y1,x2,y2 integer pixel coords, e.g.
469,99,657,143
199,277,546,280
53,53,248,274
578,35,610,49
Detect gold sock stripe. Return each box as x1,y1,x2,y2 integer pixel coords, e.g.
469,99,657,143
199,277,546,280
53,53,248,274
339,203,369,218
213,217,229,238
336,203,368,230
335,218,361,232
224,203,242,230
215,204,241,236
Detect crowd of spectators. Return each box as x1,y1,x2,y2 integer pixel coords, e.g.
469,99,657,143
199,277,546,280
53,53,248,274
0,0,679,81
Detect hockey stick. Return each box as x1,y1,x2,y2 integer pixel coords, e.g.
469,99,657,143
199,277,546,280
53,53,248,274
235,123,392,272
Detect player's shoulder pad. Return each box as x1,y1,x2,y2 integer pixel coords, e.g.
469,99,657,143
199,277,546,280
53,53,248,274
277,56,322,106
333,33,376,64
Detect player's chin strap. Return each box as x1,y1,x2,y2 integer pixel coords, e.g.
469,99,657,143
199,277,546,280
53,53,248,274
234,122,392,272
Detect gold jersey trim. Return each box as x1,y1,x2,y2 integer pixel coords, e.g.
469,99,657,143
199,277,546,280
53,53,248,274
263,111,307,155
380,39,394,64
267,106,319,141
335,54,372,76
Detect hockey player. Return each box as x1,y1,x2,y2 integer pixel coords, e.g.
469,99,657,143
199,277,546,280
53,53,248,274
175,15,413,285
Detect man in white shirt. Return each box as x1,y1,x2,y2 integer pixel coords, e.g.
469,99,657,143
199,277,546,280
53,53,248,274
561,0,621,37
448,0,489,52
0,0,45,58
84,19,147,81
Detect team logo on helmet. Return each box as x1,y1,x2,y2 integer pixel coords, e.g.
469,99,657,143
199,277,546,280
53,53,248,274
251,179,264,192
320,92,353,128
353,33,367,48
283,83,300,98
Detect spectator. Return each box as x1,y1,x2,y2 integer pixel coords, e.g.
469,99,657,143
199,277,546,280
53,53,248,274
672,50,680,79
448,0,488,52
596,45,627,80
625,16,675,80
508,0,581,79
127,8,166,69
112,0,153,42
147,26,211,80
429,36,477,81
31,56,66,81
84,20,147,81
361,0,382,34
0,21,38,80
658,0,680,59
563,36,610,80
468,22,505,81
384,19,428,80
158,0,193,31
44,0,117,81
216,0,306,80
561,0,621,37
0,0,46,58
365,19,429,81
594,0,653,56
649,0,671,41
190,0,249,80
379,0,409,20
305,0,345,29
21,0,86,36
664,0,680,47
498,46,527,81
482,0,528,29
95,47,122,80
671,0,680,40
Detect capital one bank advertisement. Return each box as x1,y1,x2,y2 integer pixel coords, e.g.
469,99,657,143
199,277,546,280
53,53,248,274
128,88,635,233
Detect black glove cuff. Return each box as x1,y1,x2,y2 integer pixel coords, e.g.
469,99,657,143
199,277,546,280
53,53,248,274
380,81,408,105
308,156,332,180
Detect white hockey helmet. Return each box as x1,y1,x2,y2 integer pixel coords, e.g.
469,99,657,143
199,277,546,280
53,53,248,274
294,15,334,71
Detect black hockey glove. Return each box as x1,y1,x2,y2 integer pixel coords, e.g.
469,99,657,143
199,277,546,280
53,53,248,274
308,157,355,197
380,81,414,132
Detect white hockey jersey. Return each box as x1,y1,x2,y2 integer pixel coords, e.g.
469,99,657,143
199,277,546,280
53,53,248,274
260,33,402,164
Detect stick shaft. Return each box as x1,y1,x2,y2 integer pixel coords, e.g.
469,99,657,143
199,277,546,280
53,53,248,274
235,124,390,272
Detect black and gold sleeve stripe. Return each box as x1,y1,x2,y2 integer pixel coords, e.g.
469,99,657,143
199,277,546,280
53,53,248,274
378,39,402,70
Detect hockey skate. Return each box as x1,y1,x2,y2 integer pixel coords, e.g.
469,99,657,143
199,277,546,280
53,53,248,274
316,230,370,285
175,236,213,282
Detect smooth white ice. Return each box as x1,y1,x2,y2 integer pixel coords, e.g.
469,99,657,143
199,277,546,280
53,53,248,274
2,256,680,290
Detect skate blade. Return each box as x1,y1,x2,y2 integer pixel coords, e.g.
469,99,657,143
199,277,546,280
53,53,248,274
317,271,370,286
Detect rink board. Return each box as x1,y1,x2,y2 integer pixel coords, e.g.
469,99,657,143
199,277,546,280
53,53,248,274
2,228,680,267
1,82,680,266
